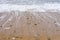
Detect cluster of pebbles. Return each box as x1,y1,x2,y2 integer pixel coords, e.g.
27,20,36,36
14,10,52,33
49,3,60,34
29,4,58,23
0,10,60,40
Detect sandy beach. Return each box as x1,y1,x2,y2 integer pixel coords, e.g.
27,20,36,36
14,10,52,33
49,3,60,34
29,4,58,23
0,10,60,40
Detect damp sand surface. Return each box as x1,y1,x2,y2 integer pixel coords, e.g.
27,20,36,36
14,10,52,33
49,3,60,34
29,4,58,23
0,11,60,40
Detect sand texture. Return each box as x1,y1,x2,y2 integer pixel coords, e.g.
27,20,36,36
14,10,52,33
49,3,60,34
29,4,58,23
0,11,60,40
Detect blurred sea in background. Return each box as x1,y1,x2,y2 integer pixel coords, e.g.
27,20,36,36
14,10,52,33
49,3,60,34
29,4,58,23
0,0,60,5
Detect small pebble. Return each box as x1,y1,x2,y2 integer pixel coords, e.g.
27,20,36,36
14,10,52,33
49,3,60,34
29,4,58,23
27,18,29,19
48,38,51,40
0,26,2,27
12,37,16,40
34,24,37,25
20,37,23,39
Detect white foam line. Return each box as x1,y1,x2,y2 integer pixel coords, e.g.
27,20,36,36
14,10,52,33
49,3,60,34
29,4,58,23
0,4,60,12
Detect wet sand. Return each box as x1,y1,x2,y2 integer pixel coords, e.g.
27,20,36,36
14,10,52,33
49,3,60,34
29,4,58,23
0,11,60,40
